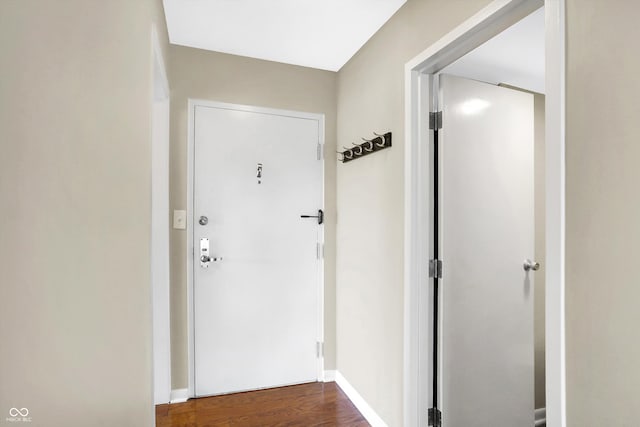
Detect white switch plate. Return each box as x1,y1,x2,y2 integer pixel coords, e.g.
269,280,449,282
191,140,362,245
173,210,186,230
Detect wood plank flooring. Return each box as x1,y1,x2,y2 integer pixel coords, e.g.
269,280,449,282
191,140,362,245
156,382,370,427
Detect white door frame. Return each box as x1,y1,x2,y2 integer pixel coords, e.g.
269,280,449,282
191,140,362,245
403,0,565,426
151,24,171,406
186,99,326,398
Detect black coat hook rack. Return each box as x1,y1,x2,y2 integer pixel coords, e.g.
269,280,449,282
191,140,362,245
338,132,392,163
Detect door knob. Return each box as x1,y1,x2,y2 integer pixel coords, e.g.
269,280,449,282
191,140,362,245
523,259,540,272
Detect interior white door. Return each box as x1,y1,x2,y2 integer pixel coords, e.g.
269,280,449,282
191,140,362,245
439,74,534,426
193,103,323,397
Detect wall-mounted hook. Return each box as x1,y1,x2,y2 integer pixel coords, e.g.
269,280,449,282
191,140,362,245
359,138,374,152
364,140,374,152
339,132,392,164
373,132,386,148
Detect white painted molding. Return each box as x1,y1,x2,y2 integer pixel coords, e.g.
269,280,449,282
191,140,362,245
544,1,567,425
335,372,388,427
170,388,189,404
405,0,543,73
186,99,196,398
151,23,171,407
323,370,337,382
535,407,547,426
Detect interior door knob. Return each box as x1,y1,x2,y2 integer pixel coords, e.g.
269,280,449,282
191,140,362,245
523,259,540,272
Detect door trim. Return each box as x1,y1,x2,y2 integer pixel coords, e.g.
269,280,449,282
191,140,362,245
403,0,565,426
186,99,326,398
151,23,171,407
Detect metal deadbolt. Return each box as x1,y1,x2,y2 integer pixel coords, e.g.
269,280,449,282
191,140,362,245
199,216,208,226
201,255,221,263
523,259,540,272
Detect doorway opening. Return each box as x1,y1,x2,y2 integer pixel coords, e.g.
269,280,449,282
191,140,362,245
403,0,565,426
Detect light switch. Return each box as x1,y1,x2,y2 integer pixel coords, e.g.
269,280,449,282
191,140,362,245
173,210,186,230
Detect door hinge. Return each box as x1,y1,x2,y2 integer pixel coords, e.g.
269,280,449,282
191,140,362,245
429,259,443,278
317,242,324,259
428,408,442,426
429,111,442,130
317,142,323,160
316,341,324,358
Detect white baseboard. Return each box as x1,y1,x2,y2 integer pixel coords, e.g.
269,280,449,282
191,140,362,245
323,370,337,382
335,371,388,427
170,388,189,403
535,407,546,426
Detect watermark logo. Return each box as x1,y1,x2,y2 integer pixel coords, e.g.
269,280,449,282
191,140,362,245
6,408,31,423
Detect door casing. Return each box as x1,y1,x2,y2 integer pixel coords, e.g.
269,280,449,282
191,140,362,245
403,0,566,426
151,23,171,407
186,99,326,398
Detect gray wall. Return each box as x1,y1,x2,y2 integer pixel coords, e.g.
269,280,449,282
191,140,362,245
335,1,493,424
0,0,169,426
168,46,338,389
566,1,640,425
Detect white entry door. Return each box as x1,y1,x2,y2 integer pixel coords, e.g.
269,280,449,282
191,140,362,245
439,74,534,426
192,102,323,397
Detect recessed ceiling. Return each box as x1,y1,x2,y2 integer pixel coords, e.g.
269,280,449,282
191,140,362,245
163,0,407,72
443,7,545,94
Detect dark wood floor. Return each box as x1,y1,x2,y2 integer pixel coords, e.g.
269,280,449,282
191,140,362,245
156,382,369,427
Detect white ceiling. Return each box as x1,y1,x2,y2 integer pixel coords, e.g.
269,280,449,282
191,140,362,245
443,7,545,94
163,0,407,72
